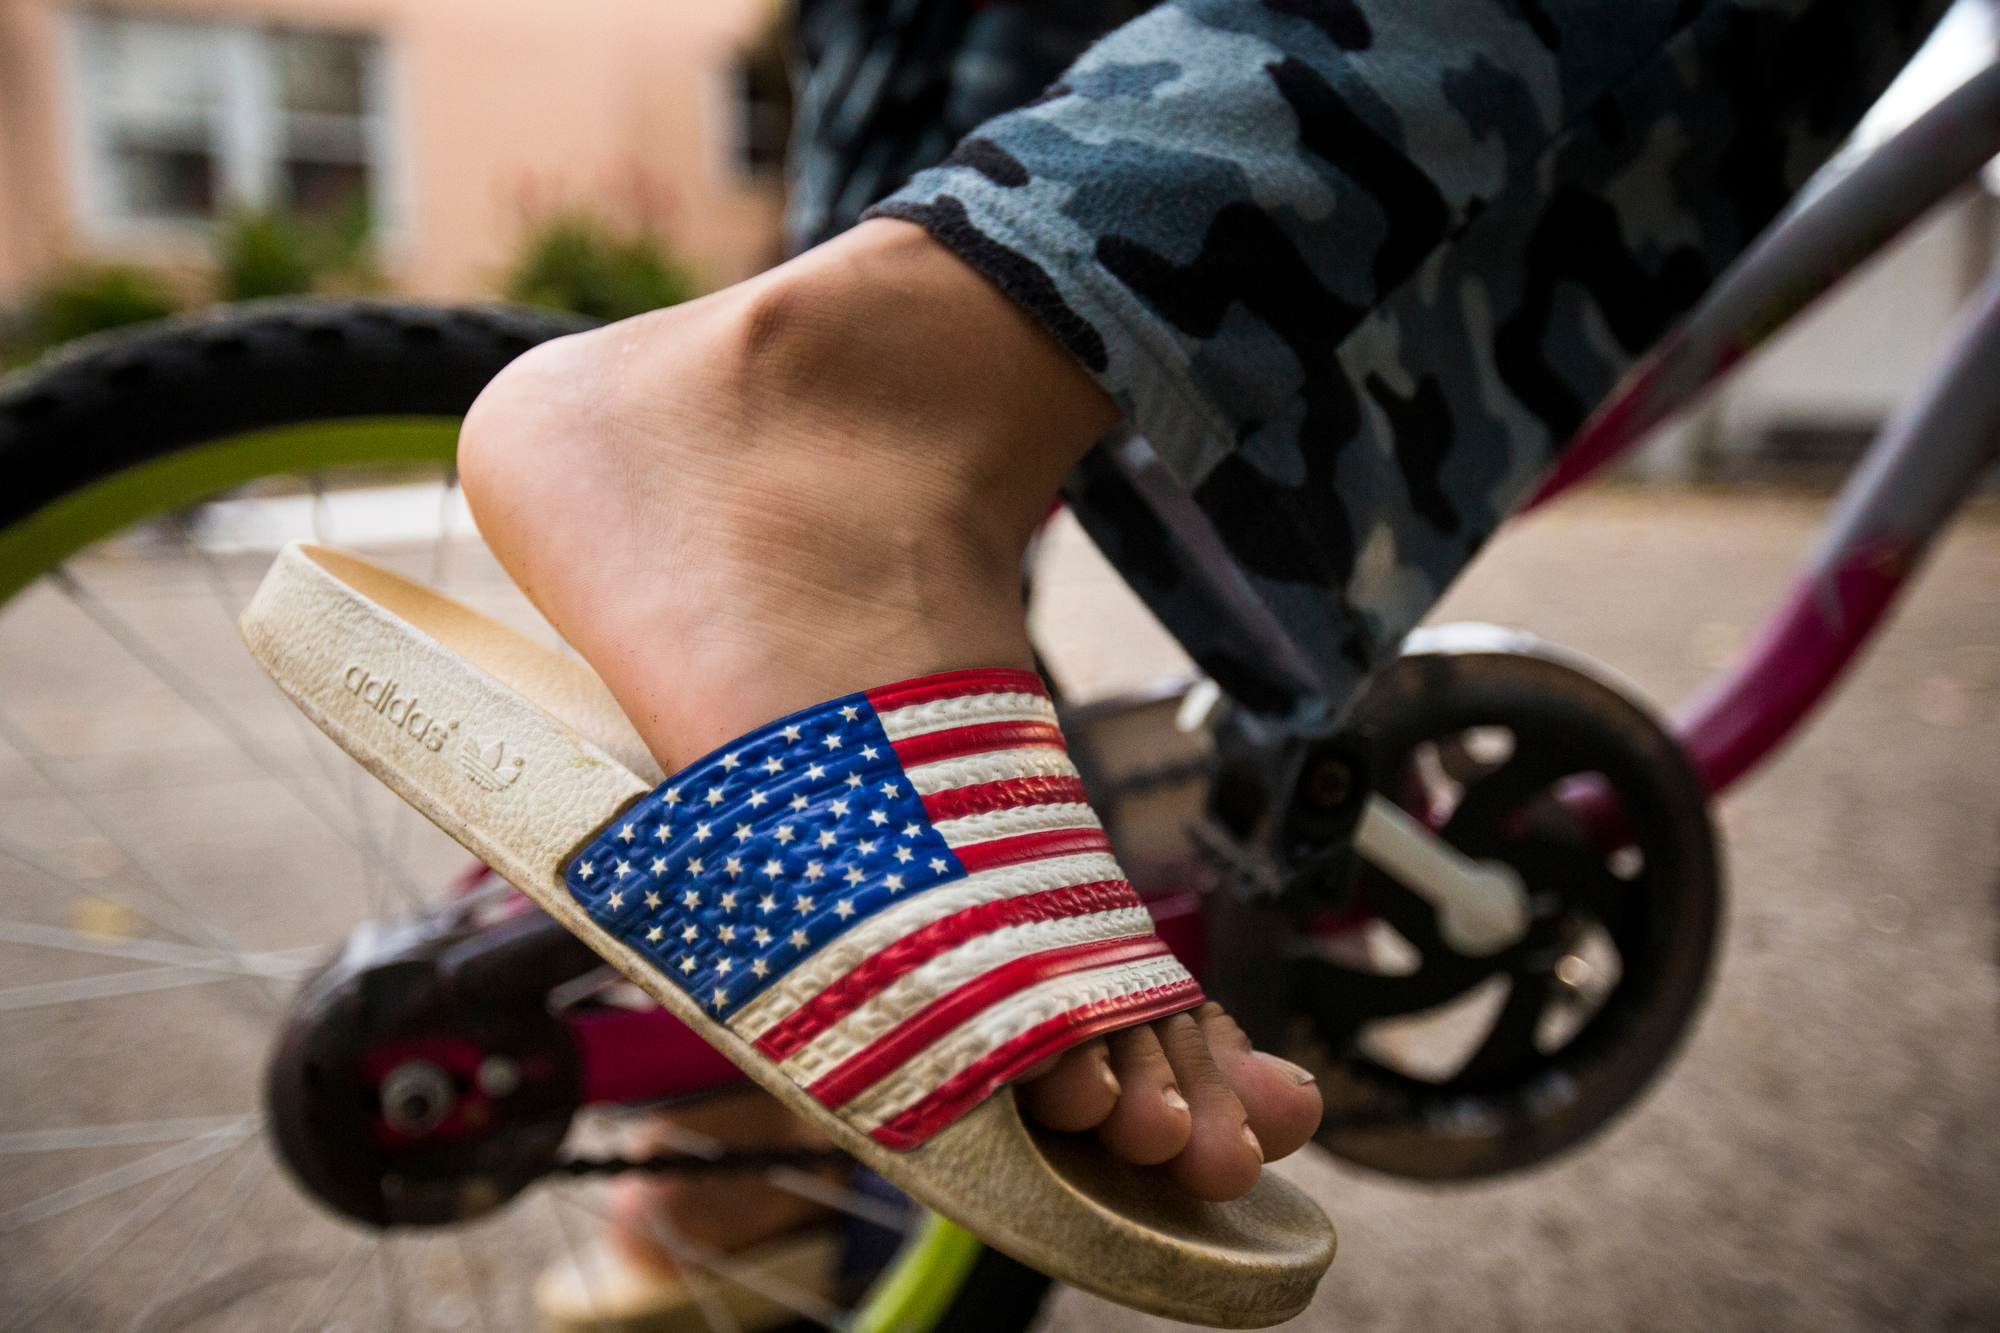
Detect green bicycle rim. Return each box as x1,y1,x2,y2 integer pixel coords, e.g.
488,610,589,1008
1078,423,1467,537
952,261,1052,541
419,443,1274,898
0,417,460,605
855,1214,986,1333
0,413,987,1331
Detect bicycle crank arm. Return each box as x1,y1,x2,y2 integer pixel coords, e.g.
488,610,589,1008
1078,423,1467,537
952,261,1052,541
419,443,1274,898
1351,796,1529,955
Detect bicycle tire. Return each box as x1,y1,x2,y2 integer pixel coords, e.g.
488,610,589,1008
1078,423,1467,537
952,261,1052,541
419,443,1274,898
0,298,1052,1333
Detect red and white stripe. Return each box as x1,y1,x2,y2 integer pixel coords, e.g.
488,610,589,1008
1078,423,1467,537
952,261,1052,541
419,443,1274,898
726,669,1202,1149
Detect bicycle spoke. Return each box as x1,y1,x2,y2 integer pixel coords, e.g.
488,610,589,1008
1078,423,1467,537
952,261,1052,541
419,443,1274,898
548,1188,750,1333
542,1190,614,1329
283,1237,373,1333
377,1236,409,1333
171,514,369,829
0,1115,257,1232
450,1233,500,1333
174,509,431,922
351,763,397,920
0,917,314,974
174,486,455,926
628,1118,907,1231
765,1165,910,1233
0,1116,249,1156
551,1185,853,1333
0,707,258,972
125,1143,273,1333
130,1248,327,1333
0,837,210,956
3,1129,251,1333
0,950,314,1012
49,565,430,910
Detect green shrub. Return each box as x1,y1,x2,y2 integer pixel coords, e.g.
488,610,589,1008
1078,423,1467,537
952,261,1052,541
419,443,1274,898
504,214,696,321
214,208,317,300
33,264,181,346
214,197,378,302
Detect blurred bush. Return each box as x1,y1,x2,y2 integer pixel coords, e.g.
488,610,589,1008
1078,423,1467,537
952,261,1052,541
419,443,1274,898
504,213,696,321
214,195,378,301
1,198,379,368
215,209,316,300
1,264,182,368
36,264,180,344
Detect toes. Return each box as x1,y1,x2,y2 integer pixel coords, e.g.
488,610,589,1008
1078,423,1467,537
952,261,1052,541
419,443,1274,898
1096,1024,1194,1166
1153,1010,1264,1202
1018,1039,1121,1132
1018,1006,1322,1201
1194,1003,1323,1164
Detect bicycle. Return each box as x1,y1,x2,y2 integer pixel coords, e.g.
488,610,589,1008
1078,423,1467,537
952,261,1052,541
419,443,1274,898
3,46,1999,1333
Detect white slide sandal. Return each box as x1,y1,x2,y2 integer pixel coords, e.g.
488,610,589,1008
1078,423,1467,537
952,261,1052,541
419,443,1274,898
240,542,1335,1328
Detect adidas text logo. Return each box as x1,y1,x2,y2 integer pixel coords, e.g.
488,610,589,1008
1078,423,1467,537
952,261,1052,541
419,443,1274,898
342,665,456,752
459,735,525,790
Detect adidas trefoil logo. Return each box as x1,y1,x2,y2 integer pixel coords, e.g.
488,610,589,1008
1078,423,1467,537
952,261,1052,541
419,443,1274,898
459,735,526,790
342,662,524,789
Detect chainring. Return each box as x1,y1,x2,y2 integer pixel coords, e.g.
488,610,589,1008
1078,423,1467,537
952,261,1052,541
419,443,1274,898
1262,637,1721,1179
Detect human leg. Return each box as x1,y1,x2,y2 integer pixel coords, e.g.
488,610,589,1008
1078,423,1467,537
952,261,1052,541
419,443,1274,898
461,214,1321,1202
469,0,1949,1222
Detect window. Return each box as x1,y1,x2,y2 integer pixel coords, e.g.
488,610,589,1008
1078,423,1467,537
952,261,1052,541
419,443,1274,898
68,11,390,235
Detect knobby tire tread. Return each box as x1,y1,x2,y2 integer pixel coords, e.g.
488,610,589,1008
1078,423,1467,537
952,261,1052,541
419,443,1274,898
0,297,596,533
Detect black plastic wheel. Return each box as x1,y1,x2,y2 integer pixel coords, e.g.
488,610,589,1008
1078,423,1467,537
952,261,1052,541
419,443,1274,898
1285,646,1722,1180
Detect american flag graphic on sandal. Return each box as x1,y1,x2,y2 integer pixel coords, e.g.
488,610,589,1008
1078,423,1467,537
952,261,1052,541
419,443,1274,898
564,668,1203,1148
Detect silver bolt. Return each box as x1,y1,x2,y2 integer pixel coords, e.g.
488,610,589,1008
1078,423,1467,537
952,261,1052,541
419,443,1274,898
476,1055,521,1098
379,1059,454,1135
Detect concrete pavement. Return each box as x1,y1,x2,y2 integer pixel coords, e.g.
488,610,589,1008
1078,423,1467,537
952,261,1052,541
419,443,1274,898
1035,487,2000,1333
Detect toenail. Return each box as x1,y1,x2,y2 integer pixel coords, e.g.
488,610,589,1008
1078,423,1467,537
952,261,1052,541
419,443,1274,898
1241,1124,1264,1162
1099,1061,1122,1097
1161,1086,1189,1114
1253,1052,1317,1086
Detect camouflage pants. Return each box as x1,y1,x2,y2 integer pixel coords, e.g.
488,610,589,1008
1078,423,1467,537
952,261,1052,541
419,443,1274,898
816,0,1947,712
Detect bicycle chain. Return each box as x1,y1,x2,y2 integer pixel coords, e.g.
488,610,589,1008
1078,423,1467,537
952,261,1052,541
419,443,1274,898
548,1145,855,1177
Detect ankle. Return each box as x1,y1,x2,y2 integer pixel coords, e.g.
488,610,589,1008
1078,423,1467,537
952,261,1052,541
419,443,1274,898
459,219,1118,767
719,219,1117,548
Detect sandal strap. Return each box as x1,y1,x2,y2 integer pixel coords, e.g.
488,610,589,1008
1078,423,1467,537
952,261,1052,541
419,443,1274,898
565,668,1201,1147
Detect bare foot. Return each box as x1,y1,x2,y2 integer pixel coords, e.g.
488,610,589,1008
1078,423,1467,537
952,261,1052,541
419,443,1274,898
460,218,1321,1203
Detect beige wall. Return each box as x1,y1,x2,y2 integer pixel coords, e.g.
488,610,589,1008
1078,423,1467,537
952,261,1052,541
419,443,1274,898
0,0,69,296
0,0,784,304
1718,191,1997,433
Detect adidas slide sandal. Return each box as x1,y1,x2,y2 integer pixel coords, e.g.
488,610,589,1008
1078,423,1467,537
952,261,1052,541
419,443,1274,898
240,543,1335,1328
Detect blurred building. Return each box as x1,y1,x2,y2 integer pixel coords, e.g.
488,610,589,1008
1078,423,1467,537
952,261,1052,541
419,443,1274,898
1625,0,2000,484
0,0,787,304
1627,188,1999,485
2,0,1995,482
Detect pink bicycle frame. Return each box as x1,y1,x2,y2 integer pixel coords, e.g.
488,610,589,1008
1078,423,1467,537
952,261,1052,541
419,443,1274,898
1529,59,2000,795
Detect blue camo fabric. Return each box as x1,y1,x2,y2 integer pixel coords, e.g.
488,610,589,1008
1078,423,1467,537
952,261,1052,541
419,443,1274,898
860,0,1948,710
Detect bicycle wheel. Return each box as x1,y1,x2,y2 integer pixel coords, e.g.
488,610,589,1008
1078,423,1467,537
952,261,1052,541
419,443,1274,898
0,299,1048,1333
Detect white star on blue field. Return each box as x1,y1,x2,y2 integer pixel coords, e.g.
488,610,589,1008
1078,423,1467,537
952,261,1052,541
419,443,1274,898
567,695,965,1016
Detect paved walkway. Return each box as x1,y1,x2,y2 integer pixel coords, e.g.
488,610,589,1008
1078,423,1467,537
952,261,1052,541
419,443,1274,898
1036,488,2000,1333
5,486,1994,1330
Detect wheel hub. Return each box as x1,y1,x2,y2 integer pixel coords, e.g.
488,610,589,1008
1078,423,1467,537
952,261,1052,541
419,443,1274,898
265,912,587,1227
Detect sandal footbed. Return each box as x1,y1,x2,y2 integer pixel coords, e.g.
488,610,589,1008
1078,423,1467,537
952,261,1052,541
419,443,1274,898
242,542,1335,1327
